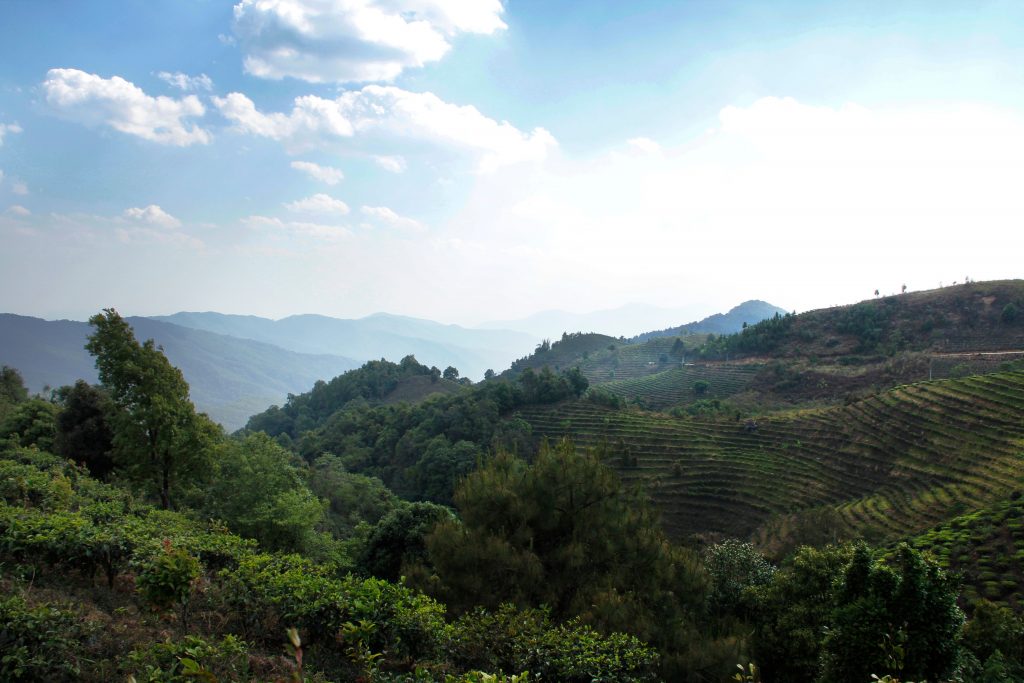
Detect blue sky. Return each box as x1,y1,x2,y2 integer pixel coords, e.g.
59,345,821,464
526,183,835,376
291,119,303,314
1,1,1022,325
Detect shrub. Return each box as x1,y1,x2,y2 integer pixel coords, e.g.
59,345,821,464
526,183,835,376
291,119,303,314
0,594,90,680
136,539,202,617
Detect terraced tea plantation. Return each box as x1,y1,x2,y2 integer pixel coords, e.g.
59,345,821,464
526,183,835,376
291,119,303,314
600,363,761,409
576,336,705,383
514,370,1024,543
908,495,1024,611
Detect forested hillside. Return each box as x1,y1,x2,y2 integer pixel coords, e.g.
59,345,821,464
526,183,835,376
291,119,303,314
6,285,1024,681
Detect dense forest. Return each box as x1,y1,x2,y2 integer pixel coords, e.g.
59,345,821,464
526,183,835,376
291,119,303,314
3,296,1024,681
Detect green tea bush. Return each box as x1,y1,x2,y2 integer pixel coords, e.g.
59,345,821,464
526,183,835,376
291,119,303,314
136,539,202,614
0,594,90,681
124,634,251,683
447,604,659,682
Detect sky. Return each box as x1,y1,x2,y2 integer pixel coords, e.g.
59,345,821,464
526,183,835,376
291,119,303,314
1,0,1023,326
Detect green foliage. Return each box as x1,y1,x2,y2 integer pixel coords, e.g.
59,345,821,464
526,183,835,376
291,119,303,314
820,544,963,683
585,386,625,409
0,593,91,681
407,436,480,505
359,501,453,581
960,601,1024,679
748,544,854,682
702,539,775,619
0,397,59,450
201,432,325,553
54,380,115,478
692,379,710,396
447,603,659,682
86,308,214,509
125,635,250,682
291,365,588,502
308,453,400,537
0,365,29,403
136,539,202,614
1001,302,1019,324
246,355,441,439
424,439,709,679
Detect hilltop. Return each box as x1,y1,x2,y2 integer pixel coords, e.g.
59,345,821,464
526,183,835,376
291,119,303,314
631,300,789,342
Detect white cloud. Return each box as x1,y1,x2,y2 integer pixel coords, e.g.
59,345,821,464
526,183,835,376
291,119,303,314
243,214,352,241
157,71,214,92
290,160,344,184
373,154,407,173
11,182,27,196
0,122,22,146
626,137,661,155
215,85,556,171
284,193,350,215
213,92,354,143
43,68,211,146
444,97,1024,318
232,0,506,84
6,205,30,217
122,204,182,229
361,205,426,232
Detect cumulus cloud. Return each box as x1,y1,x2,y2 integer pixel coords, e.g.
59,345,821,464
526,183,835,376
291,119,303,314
0,122,22,146
290,160,344,184
232,0,506,84
215,85,555,171
157,71,214,91
6,205,30,217
122,204,182,229
284,193,350,215
243,214,352,241
373,155,407,173
43,68,211,146
361,205,426,232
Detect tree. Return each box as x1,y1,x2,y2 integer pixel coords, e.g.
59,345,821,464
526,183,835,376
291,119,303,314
0,397,58,450
749,544,854,682
54,381,114,478
443,366,460,381
0,365,29,421
203,433,325,552
85,308,213,509
424,440,707,650
820,544,963,683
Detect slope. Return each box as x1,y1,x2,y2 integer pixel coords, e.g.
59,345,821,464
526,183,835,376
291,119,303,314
0,314,358,430
515,370,1024,547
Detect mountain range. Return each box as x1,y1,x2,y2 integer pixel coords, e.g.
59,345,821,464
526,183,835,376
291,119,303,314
0,301,786,430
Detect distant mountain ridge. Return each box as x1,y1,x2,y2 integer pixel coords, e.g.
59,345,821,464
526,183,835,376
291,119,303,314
631,300,789,342
0,314,359,431
479,303,708,340
150,311,538,381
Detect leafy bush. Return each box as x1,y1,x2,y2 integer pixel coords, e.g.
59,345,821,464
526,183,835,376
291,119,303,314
136,540,202,616
0,594,90,681
447,604,658,682
124,634,250,682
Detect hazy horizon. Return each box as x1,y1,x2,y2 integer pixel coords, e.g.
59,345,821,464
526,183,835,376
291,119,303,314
2,1,1022,324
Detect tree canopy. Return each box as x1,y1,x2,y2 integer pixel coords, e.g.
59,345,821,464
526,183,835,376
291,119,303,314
85,308,214,509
